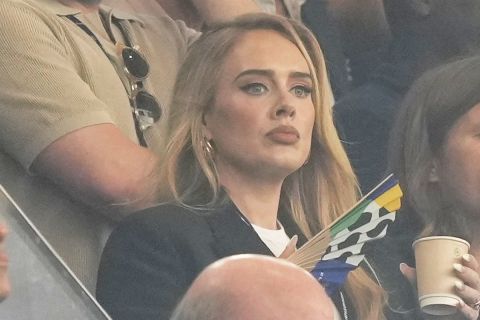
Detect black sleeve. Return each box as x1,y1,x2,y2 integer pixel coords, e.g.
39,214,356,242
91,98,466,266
96,210,189,320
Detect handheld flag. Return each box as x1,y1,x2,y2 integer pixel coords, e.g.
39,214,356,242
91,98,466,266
287,174,403,296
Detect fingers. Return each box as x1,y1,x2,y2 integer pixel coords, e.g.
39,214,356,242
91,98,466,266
0,224,7,241
457,299,479,320
454,254,480,320
454,259,480,303
462,254,479,275
0,224,9,301
399,262,417,286
455,279,479,305
0,263,10,303
279,235,297,259
0,224,7,261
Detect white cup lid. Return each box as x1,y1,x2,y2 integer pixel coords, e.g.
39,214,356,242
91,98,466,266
419,294,460,316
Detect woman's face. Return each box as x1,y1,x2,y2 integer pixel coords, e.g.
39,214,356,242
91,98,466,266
203,30,315,181
434,103,480,217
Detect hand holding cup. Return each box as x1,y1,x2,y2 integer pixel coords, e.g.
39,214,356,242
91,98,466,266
453,253,480,320
403,236,480,320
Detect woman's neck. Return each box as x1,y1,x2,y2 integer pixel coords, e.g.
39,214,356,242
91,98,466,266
219,169,284,230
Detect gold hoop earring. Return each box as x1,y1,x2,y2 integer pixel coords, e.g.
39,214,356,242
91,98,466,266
202,138,214,158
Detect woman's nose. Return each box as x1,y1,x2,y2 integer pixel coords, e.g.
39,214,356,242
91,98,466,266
273,92,296,119
275,104,296,118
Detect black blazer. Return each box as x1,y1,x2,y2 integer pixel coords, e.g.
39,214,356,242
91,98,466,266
96,201,359,320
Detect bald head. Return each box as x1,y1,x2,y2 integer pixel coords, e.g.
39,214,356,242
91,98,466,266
171,255,333,320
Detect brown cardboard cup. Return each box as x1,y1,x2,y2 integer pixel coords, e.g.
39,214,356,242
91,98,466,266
413,236,470,316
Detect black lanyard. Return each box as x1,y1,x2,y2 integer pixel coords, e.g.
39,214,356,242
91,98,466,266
65,14,148,147
66,15,108,55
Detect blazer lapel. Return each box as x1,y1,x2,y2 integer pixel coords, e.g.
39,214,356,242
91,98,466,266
204,202,273,259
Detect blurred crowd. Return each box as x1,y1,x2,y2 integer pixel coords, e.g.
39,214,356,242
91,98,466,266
1,0,480,319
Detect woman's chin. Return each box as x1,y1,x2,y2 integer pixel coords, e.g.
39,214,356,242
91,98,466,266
259,160,305,179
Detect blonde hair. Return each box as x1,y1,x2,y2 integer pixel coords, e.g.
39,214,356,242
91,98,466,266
157,13,385,319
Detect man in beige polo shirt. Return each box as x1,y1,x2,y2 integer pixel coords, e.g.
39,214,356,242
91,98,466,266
0,0,259,219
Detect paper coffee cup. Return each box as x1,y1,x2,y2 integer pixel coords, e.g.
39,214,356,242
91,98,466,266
413,236,470,316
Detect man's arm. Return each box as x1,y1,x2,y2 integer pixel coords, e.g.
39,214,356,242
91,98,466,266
0,2,161,219
31,124,160,220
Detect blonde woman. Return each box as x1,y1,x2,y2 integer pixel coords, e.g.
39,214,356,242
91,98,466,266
96,14,386,320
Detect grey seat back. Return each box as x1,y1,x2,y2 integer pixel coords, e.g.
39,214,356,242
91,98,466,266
0,150,114,293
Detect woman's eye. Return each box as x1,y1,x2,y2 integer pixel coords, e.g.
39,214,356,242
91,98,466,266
291,85,312,98
241,83,268,95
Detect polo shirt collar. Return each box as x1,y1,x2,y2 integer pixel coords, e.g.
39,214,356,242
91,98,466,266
109,7,144,24
35,0,81,16
32,0,144,24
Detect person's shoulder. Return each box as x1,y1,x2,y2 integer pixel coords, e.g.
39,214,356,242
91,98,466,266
102,203,216,261
1,0,33,7
112,6,199,47
125,202,205,225
0,0,41,14
115,203,212,240
0,0,66,30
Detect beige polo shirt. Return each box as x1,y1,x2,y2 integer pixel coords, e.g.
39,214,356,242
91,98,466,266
255,0,305,21
0,0,198,170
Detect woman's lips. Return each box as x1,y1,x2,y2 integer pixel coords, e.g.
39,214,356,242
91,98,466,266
267,126,300,144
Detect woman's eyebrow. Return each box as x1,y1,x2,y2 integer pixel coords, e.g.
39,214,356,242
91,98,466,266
234,69,312,81
290,71,312,81
234,69,274,81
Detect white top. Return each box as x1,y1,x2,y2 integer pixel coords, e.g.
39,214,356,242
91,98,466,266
253,220,341,319
252,222,291,257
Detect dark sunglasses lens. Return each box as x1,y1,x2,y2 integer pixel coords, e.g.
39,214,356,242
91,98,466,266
122,47,149,79
135,91,162,121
